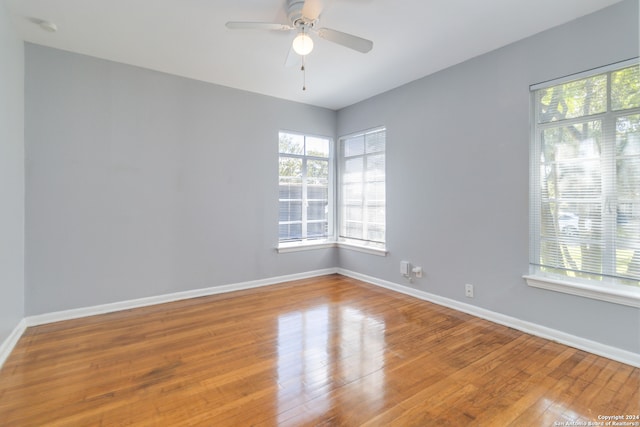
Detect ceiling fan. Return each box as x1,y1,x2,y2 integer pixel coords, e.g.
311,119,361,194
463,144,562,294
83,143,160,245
225,0,373,60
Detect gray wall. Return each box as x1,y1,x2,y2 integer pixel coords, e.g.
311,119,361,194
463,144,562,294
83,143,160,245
0,2,25,342
22,1,639,355
25,45,337,315
336,0,640,353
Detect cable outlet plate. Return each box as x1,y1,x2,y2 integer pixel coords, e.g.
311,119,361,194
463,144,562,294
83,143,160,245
465,284,474,298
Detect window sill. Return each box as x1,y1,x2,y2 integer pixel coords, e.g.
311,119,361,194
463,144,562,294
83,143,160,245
336,241,387,256
277,240,336,253
523,273,640,308
276,240,388,256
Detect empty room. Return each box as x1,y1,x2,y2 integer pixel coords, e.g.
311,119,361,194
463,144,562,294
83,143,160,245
1,0,639,425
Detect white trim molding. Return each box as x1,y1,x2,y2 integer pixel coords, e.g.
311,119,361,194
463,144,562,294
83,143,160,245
276,240,388,256
2,268,638,370
0,319,27,369
277,240,336,253
524,274,640,308
25,268,339,327
338,269,640,368
337,241,387,256
0,268,338,369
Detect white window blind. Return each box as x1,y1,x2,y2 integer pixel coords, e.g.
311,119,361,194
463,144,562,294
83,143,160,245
279,132,332,243
530,60,640,285
339,128,386,246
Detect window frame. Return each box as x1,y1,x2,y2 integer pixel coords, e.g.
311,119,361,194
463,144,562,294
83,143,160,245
337,127,387,253
277,131,335,250
525,58,640,307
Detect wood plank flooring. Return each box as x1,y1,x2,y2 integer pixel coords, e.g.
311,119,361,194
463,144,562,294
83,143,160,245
0,274,638,426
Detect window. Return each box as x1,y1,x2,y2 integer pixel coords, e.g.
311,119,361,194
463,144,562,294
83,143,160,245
528,60,640,303
278,132,332,243
338,128,386,248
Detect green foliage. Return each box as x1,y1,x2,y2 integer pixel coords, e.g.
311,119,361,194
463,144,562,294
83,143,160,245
612,65,640,110
279,133,303,155
539,75,606,123
279,133,329,183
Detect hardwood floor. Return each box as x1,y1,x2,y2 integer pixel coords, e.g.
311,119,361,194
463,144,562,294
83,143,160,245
0,274,638,426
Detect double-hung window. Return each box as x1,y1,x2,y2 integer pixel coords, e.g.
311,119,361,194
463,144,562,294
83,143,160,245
278,132,332,244
338,127,386,249
527,60,640,305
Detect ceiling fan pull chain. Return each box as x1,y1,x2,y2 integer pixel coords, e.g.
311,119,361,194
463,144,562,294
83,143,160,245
301,56,306,91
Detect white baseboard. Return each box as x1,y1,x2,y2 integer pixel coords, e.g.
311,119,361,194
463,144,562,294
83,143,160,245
2,267,638,370
0,318,27,369
0,268,337,369
338,268,640,368
25,268,339,327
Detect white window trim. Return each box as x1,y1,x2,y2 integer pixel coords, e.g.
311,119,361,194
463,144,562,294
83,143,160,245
526,58,640,306
276,239,388,256
277,127,388,257
523,273,640,308
337,239,387,256
278,130,334,246
276,239,336,253
338,126,387,247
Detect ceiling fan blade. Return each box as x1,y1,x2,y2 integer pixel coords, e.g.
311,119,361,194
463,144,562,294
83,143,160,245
301,0,325,20
317,28,373,53
226,22,293,31
284,44,299,68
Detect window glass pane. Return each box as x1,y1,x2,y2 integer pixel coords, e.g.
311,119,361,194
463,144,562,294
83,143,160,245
366,154,385,181
541,122,602,160
307,159,328,181
612,65,640,111
279,181,302,201
279,182,302,200
307,184,328,200
537,74,607,123
279,201,302,222
343,183,362,201
617,157,640,199
366,205,385,225
307,201,327,221
344,158,363,183
539,121,605,277
541,122,602,200
279,223,302,241
307,222,328,238
278,132,332,243
616,115,640,156
306,137,329,158
532,62,640,284
344,135,364,157
365,131,385,153
279,132,304,155
339,128,386,245
616,113,640,279
344,222,363,240
345,204,362,222
279,157,302,181
539,239,603,275
366,224,385,243
366,181,385,199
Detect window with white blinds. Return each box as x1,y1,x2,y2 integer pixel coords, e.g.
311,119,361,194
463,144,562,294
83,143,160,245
339,128,386,247
530,60,640,287
278,132,332,243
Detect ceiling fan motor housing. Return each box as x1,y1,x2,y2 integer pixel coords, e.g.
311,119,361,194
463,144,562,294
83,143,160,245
287,0,314,27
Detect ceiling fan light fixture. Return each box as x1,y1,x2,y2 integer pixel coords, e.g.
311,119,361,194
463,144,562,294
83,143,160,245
292,32,313,56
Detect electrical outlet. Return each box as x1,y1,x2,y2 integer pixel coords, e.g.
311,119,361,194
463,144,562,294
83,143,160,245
465,284,474,298
400,261,410,277
412,266,423,278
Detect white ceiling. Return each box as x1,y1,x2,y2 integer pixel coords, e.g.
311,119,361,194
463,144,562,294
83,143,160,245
4,0,624,110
